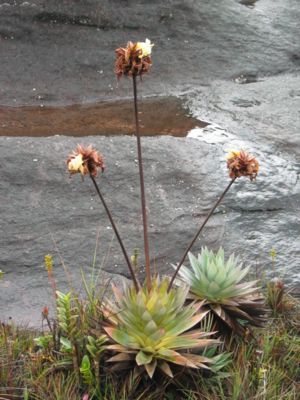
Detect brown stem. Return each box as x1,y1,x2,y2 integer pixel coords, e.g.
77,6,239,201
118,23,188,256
47,269,57,300
133,75,151,291
168,178,236,291
44,315,53,333
89,174,140,291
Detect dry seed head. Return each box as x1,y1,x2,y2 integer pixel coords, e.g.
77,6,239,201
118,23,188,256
67,144,105,177
42,306,49,317
227,150,259,181
115,39,153,78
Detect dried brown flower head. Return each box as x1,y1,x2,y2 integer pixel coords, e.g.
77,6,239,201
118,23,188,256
42,306,49,318
227,150,259,180
67,145,105,177
274,278,284,290
115,39,153,78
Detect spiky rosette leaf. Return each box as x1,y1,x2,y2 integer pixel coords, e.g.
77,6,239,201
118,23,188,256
103,277,218,379
175,248,266,336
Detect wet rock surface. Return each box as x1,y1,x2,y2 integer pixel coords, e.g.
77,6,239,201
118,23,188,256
1,0,299,106
1,135,299,325
0,0,299,325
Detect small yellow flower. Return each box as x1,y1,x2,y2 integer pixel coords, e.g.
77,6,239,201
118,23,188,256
130,249,139,269
67,154,84,175
136,38,154,58
226,150,241,159
270,248,277,261
0,270,4,280
44,254,53,272
258,367,267,380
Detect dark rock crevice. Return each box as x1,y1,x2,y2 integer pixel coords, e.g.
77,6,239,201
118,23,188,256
225,207,285,213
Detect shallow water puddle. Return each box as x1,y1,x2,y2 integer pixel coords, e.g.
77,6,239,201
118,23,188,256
0,97,207,137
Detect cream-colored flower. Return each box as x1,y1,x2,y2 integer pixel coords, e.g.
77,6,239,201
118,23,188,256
136,38,154,58
67,153,84,175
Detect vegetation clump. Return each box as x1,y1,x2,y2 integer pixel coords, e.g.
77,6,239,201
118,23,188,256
177,248,266,337
103,277,218,380
1,289,299,399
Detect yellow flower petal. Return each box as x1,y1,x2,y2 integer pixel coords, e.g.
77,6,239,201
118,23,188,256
226,150,240,159
68,154,84,174
136,38,154,58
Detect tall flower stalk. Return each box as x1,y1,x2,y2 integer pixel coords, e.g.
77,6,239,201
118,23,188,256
132,75,151,291
168,150,259,291
115,39,154,291
67,145,140,291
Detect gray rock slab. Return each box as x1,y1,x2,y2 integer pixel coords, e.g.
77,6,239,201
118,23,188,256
0,0,299,106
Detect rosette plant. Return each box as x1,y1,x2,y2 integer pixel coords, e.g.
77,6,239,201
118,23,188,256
67,41,222,384
103,277,218,380
66,39,264,389
176,248,266,336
